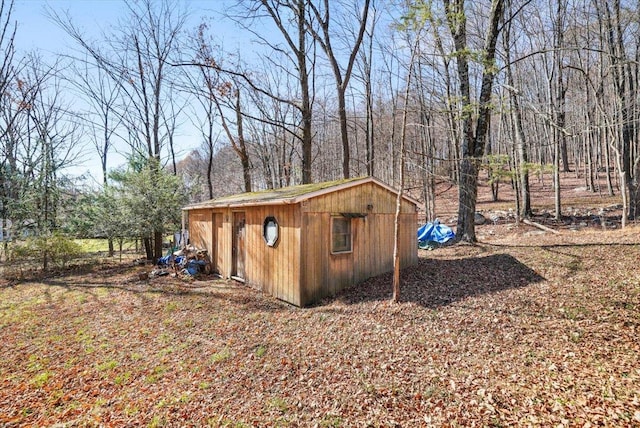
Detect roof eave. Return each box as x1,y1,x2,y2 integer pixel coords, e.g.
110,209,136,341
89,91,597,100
183,176,420,211
183,198,298,211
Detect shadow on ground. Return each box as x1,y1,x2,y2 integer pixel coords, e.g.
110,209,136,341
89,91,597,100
3,260,290,313
334,253,545,308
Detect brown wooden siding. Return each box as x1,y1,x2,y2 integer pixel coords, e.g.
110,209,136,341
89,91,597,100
231,205,301,306
188,210,213,257
213,213,223,274
299,185,418,307
188,180,417,307
188,210,224,274
304,181,415,215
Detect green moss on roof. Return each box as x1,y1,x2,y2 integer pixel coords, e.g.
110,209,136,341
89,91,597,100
187,176,367,209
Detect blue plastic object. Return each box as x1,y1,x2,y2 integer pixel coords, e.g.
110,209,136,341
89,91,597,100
186,259,206,275
417,219,455,248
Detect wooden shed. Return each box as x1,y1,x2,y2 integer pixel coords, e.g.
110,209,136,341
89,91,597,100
183,177,419,307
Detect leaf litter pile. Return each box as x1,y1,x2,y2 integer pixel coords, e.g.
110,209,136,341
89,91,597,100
1,227,640,427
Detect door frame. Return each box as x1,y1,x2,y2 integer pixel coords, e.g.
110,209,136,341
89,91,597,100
231,211,246,281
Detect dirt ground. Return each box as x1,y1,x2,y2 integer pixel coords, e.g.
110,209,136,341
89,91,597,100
428,170,629,240
1,171,639,426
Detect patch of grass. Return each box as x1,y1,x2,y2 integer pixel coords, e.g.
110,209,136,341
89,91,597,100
158,332,173,344
76,328,94,350
93,397,108,407
212,419,250,428
47,389,65,406
31,370,53,388
75,239,110,252
49,334,64,343
64,357,78,369
148,415,166,428
267,397,288,413
255,345,267,358
96,359,119,371
114,371,132,385
158,346,175,357
74,238,137,253
320,414,343,427
210,348,231,364
561,305,589,321
165,301,178,312
145,365,168,384
124,404,139,416
95,287,110,297
27,354,45,372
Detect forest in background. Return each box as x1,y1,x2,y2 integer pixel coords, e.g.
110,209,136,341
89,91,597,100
2,0,640,259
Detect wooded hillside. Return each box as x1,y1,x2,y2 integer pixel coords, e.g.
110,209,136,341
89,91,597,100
2,0,640,249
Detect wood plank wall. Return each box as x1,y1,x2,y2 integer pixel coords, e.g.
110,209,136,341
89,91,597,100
241,204,301,306
188,210,213,258
188,181,417,307
188,209,227,276
299,182,418,306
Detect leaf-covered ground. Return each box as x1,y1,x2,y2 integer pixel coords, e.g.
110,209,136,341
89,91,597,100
1,226,640,427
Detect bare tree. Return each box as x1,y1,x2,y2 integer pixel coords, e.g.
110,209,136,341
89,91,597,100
67,60,124,186
392,31,420,303
503,0,531,218
599,0,640,219
228,0,316,184
14,56,82,267
445,0,504,243
307,0,371,179
51,0,188,261
353,1,379,177
180,26,222,199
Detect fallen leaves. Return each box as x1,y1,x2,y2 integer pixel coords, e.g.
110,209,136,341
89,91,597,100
1,228,640,426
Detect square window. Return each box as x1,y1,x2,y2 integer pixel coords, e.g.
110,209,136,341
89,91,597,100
331,217,352,253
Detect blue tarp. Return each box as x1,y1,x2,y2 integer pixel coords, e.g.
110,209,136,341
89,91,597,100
417,220,455,249
157,254,185,267
186,259,207,275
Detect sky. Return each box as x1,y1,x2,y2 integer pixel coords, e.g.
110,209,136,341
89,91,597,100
10,0,247,184
14,0,122,53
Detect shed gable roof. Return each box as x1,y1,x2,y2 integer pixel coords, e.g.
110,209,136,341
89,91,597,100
184,176,420,210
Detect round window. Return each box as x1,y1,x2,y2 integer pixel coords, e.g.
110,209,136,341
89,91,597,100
263,216,279,247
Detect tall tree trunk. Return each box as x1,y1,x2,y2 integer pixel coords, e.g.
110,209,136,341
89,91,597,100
392,28,419,303
234,91,252,192
602,0,638,219
307,0,370,179
426,8,460,183
214,87,252,192
296,0,313,184
554,130,561,220
206,126,214,199
503,7,530,217
362,20,375,177
447,0,504,243
144,237,153,261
